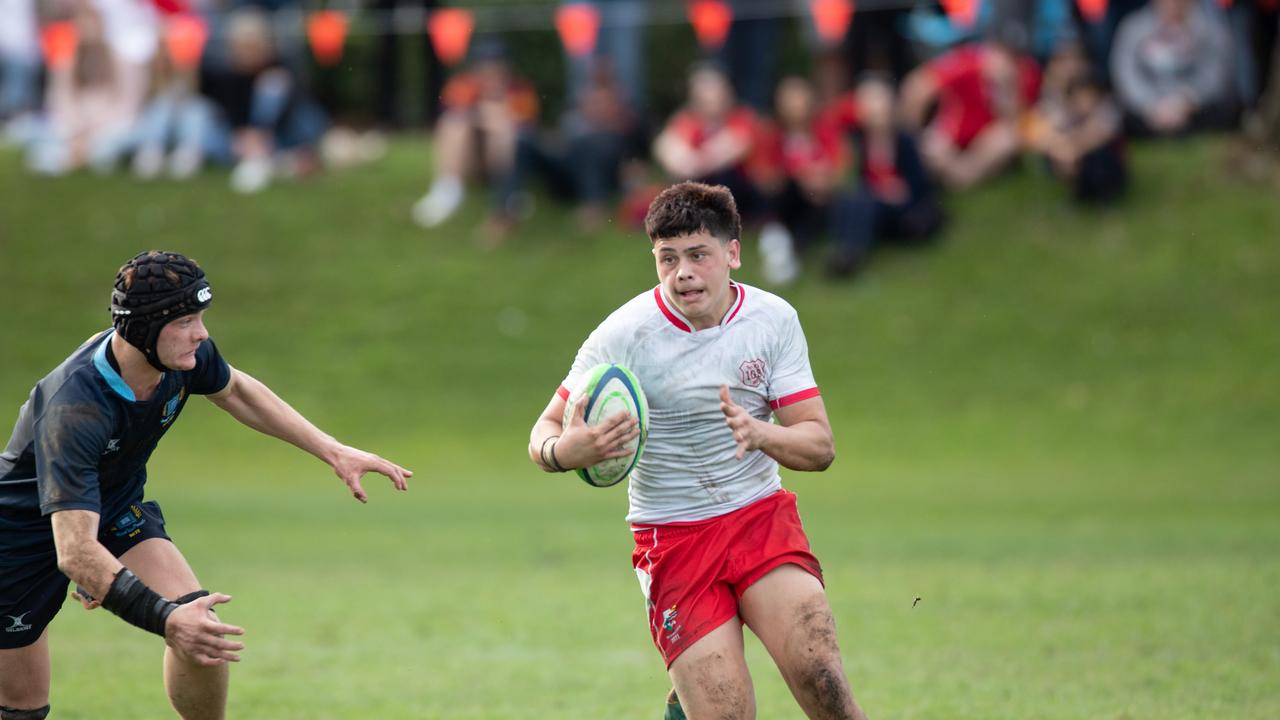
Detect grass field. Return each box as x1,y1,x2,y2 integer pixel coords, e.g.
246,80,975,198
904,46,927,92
1,137,1278,719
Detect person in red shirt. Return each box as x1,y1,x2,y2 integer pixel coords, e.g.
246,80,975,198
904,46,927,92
829,74,945,277
653,63,762,217
412,41,539,230
750,76,848,285
900,37,1041,189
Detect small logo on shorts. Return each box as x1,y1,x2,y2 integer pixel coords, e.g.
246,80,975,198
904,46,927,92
112,505,147,538
4,612,32,633
661,606,681,645
739,359,766,387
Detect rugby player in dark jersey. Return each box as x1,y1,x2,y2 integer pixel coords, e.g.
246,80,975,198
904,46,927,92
0,251,412,720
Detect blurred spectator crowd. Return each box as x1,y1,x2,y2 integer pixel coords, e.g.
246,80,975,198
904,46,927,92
2,0,1277,281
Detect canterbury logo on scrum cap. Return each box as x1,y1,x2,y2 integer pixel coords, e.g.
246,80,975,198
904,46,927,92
196,287,212,304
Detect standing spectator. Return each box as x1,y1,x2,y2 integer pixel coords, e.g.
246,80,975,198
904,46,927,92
653,62,761,217
901,35,1042,189
486,59,641,241
844,7,913,84
0,0,39,144
412,40,539,229
752,76,847,286
1110,0,1237,136
371,0,443,128
563,0,648,114
830,75,944,277
717,1,779,112
202,7,329,194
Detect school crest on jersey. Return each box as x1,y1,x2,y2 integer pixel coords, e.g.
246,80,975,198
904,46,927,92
160,388,186,426
739,359,766,387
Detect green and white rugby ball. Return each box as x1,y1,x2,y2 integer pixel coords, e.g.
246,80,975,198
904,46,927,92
562,363,649,487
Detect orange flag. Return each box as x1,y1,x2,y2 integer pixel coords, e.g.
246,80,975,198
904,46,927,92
164,14,208,71
428,8,475,66
1076,0,1107,22
810,0,854,45
307,10,349,66
40,22,78,71
556,3,601,58
941,0,979,29
687,0,733,50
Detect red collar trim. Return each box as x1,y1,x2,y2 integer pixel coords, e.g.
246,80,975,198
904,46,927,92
654,283,746,333
723,282,746,326
654,286,692,333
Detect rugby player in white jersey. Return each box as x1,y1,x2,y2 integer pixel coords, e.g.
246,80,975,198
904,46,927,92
527,182,871,720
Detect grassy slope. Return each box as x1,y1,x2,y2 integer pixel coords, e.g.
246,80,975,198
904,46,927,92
0,138,1277,719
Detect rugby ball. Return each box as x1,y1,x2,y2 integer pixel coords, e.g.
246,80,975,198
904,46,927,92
562,363,648,487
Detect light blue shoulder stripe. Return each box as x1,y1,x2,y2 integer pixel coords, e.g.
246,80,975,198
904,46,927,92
92,331,136,402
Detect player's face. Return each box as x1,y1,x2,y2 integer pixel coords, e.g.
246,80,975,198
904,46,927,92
156,310,209,371
653,232,741,330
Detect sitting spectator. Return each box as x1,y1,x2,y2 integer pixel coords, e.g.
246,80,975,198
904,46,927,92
1110,0,1236,136
752,76,847,285
94,44,232,179
413,40,539,229
201,8,329,194
25,4,150,175
653,62,761,217
1026,42,1127,204
901,35,1042,189
486,59,641,241
830,75,945,277
0,0,39,144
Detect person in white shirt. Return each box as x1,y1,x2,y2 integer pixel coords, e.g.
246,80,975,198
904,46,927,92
528,182,871,720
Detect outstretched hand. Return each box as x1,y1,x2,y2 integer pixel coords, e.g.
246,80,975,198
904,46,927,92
720,385,766,461
331,445,413,503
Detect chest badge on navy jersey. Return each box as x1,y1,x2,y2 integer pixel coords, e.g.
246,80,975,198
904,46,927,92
160,388,186,426
739,359,766,387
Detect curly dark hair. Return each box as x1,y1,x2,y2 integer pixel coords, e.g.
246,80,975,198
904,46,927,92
643,182,742,243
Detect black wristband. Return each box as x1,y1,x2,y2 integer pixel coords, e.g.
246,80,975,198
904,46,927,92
548,439,568,473
540,435,562,472
101,568,180,637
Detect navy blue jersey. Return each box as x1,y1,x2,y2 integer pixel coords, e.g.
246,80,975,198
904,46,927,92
0,330,229,559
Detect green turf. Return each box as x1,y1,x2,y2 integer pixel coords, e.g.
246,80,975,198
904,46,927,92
1,137,1277,719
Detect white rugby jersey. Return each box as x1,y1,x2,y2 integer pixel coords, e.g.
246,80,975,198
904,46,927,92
558,281,820,524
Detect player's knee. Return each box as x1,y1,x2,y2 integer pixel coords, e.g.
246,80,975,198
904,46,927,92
0,704,51,720
794,598,840,655
679,654,754,720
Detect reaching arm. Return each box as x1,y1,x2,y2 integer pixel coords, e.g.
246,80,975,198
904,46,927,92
207,367,411,502
719,386,834,471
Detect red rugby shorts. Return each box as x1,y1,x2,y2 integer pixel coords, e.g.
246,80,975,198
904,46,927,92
630,490,824,666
